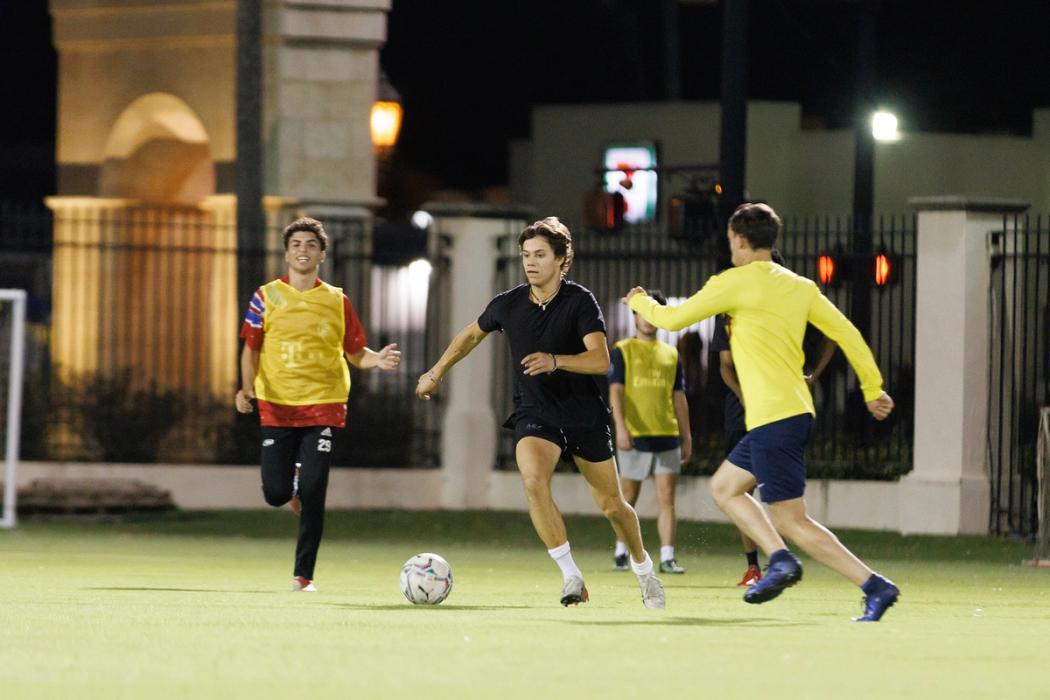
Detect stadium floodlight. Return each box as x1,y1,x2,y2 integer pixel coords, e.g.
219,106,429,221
0,289,26,529
871,110,900,142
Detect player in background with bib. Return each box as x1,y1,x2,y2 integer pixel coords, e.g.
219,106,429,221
609,290,692,575
235,217,401,593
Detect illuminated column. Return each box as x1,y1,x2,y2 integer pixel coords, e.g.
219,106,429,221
903,196,1029,535
427,204,532,509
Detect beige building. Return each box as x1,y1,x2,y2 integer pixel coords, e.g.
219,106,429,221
511,100,1050,220
46,0,390,396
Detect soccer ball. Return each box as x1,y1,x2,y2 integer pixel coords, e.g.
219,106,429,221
400,553,453,605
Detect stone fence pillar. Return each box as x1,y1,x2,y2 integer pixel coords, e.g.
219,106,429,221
425,204,532,509
901,196,1030,534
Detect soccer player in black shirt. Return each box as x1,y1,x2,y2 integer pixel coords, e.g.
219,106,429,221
416,217,665,609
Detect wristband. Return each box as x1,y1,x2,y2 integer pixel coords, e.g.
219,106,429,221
550,353,558,372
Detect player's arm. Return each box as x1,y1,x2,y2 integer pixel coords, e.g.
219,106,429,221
347,344,401,370
521,331,610,376
806,292,894,420
235,343,259,413
673,390,692,463
624,275,731,331
415,320,489,400
607,347,631,450
718,350,745,405
805,337,838,385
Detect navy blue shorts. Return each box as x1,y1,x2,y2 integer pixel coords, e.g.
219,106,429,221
726,413,815,503
513,417,615,463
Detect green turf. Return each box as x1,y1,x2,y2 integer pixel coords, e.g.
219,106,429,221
2,510,1048,699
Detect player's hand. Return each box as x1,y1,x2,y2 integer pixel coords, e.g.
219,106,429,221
521,352,556,376
679,439,692,465
616,431,633,451
804,374,817,386
621,286,647,306
415,370,441,400
375,343,401,371
235,388,255,414
866,392,894,421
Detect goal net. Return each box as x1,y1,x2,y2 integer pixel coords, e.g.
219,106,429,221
0,290,26,529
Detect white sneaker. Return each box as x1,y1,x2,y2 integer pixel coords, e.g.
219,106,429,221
638,572,665,609
292,576,316,592
559,575,589,606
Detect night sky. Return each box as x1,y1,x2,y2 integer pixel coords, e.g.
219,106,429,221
3,0,1048,205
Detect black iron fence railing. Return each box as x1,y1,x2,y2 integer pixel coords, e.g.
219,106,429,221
0,202,439,467
494,216,916,479
989,214,1050,537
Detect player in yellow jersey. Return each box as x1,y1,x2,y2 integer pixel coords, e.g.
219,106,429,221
608,290,692,575
235,217,401,592
624,203,899,622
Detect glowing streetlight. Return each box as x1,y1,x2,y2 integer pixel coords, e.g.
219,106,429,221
371,72,402,149
871,110,899,142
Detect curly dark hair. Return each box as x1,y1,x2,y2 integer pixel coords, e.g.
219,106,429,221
283,217,328,251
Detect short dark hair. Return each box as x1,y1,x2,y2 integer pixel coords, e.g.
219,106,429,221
283,217,328,251
649,289,667,306
728,203,781,250
518,217,574,276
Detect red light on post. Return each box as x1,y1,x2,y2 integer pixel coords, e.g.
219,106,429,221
818,255,837,285
873,253,892,286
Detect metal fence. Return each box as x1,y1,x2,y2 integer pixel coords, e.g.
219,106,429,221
0,202,439,467
493,216,916,478
989,213,1050,537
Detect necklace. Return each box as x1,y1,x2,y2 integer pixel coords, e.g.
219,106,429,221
529,283,561,311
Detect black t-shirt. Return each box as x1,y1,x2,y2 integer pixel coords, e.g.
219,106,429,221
478,281,610,430
711,314,746,434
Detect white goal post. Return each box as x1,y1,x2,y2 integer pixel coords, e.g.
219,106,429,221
0,289,26,529
1036,407,1050,563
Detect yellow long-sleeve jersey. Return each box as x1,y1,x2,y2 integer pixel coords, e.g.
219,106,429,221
629,261,884,431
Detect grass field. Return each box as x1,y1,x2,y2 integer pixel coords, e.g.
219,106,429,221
2,509,1048,699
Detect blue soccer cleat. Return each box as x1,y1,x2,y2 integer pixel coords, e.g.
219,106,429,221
853,575,900,622
743,551,803,604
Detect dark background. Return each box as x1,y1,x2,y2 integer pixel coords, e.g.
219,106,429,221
2,0,1047,204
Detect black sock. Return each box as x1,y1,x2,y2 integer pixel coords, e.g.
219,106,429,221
745,550,759,567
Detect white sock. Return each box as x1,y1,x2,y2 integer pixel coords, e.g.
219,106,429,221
614,541,628,557
660,545,675,562
548,541,583,581
631,551,654,577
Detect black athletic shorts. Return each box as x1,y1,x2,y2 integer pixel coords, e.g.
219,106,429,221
513,416,615,462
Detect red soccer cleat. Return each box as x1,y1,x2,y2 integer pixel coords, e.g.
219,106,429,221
737,565,762,587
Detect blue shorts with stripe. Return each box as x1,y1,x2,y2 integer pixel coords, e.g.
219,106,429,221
726,413,815,503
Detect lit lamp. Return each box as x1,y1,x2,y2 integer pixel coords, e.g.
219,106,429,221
371,73,402,150
871,110,899,143
370,101,402,149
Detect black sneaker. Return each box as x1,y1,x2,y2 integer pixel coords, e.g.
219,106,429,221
613,553,629,571
743,552,803,604
659,559,685,574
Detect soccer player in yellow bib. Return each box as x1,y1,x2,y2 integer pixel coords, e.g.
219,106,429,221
609,290,692,575
624,203,900,622
235,217,401,593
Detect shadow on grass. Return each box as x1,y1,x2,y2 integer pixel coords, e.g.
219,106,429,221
558,616,812,628
85,587,272,594
329,603,533,611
